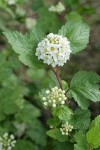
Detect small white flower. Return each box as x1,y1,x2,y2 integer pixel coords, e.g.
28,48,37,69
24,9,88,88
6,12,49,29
59,98,62,101
8,146,12,150
3,133,8,138
65,132,68,135
53,99,56,103
35,33,71,67
62,90,65,94
5,0,17,5
48,100,51,103
50,125,53,129
69,129,72,132
55,86,58,90
52,103,56,107
43,102,48,106
60,100,65,105
46,90,50,94
62,132,65,135
10,135,14,140
42,97,46,101
60,128,63,132
49,2,65,13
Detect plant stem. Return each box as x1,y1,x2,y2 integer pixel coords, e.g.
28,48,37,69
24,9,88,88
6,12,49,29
52,66,62,89
89,145,92,150
52,66,70,106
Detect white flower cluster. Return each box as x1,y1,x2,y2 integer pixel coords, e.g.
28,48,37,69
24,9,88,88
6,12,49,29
41,86,67,108
5,0,17,5
35,33,71,67
60,123,73,135
49,2,65,13
0,133,16,150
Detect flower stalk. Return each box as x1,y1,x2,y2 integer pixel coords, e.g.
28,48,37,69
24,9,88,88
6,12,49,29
53,66,62,89
52,66,70,106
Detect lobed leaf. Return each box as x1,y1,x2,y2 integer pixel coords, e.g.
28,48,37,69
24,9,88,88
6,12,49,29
47,117,60,128
71,108,91,130
58,21,90,54
46,128,68,142
69,71,100,109
52,105,73,122
13,140,38,150
74,131,89,150
86,115,100,149
3,27,45,68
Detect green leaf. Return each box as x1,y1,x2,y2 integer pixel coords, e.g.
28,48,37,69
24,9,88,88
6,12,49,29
87,126,100,149
37,7,62,34
46,128,68,142
31,0,43,11
90,115,100,128
71,108,91,130
86,115,100,149
0,127,7,136
74,131,89,150
0,53,12,84
29,26,45,44
58,21,90,54
66,11,83,22
70,71,100,109
0,53,26,117
13,140,38,150
63,0,80,7
15,102,41,123
51,141,74,150
0,110,5,122
70,90,89,110
49,71,60,88
27,68,45,81
61,80,69,91
0,0,15,18
47,117,61,128
3,28,44,68
26,119,47,147
52,105,73,122
0,85,24,115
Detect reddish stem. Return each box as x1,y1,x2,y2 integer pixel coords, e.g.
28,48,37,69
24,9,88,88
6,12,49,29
52,66,70,106
52,66,62,89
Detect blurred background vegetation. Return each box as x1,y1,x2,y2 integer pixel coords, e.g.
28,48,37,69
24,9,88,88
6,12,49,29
0,0,100,149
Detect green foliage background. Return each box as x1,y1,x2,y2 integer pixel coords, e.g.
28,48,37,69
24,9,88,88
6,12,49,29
0,0,100,150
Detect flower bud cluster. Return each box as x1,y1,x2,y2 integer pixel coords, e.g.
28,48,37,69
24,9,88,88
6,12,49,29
60,123,73,135
41,86,67,108
49,2,65,13
0,133,16,150
35,33,71,67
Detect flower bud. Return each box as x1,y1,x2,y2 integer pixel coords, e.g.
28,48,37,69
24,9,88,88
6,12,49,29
60,123,73,136
0,133,16,150
40,86,67,108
